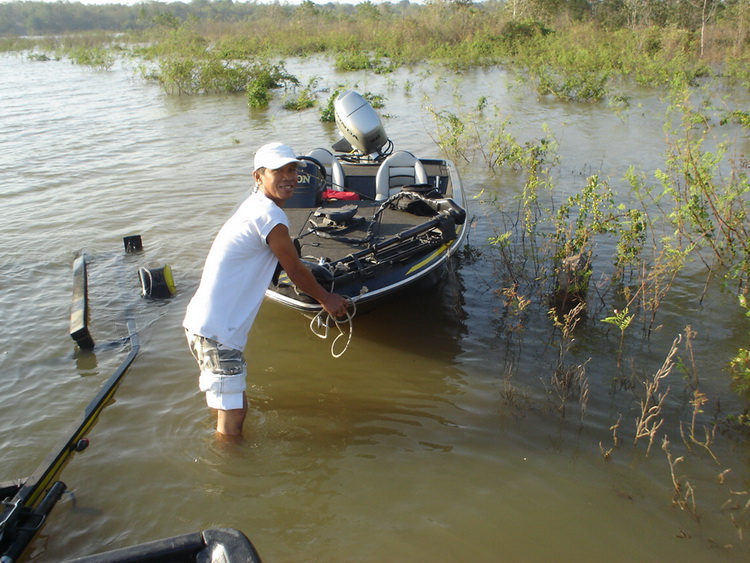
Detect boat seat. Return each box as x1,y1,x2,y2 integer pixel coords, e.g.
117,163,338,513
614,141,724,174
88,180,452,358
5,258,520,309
306,148,346,191
374,151,428,201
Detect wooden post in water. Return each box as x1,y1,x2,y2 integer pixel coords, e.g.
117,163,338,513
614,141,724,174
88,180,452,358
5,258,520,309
70,252,95,350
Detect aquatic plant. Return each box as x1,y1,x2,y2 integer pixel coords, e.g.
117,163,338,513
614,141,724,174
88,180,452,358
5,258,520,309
334,52,397,74
634,335,678,455
245,60,299,108
628,84,750,291
66,46,114,69
282,77,321,112
320,87,344,122
599,414,622,460
139,46,299,103
662,435,699,520
729,295,750,398
547,302,590,421
27,51,56,62
196,57,258,93
680,389,720,464
362,91,385,109
613,208,648,282
134,23,209,60
601,307,635,368
427,107,471,163
554,175,619,257
144,56,228,95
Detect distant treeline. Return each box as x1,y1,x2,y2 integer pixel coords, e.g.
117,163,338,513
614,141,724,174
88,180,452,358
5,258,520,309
8,0,369,35
1,0,748,39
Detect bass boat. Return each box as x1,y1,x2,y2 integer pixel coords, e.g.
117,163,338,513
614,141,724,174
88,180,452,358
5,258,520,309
266,90,468,315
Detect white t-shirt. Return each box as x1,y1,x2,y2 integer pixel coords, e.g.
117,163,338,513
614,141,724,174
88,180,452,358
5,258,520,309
183,190,288,351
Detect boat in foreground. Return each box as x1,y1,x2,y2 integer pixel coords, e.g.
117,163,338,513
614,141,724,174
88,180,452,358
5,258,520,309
265,90,468,315
63,528,261,563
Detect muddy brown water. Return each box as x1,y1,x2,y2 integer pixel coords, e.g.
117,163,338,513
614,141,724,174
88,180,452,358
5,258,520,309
1,54,749,561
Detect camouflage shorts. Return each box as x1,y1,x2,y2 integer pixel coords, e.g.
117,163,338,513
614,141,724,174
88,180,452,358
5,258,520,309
185,331,246,410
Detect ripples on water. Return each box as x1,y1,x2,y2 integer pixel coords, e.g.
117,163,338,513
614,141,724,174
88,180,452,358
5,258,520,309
1,54,749,562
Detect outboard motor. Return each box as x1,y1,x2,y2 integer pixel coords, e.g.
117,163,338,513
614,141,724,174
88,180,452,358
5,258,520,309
334,90,388,156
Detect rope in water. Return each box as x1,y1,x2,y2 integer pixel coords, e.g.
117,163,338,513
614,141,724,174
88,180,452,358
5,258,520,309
309,297,356,358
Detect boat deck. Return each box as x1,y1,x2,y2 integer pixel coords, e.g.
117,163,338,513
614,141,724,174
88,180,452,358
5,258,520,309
286,199,429,263
285,158,457,263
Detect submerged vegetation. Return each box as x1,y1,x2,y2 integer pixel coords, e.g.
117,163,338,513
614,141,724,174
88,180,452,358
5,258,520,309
435,81,749,365
432,79,750,542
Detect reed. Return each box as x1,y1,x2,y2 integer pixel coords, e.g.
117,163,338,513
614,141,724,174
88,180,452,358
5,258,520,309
547,302,590,420
634,335,679,455
679,389,720,465
680,325,699,386
498,284,531,328
599,414,622,461
720,483,750,542
500,366,532,420
662,435,700,521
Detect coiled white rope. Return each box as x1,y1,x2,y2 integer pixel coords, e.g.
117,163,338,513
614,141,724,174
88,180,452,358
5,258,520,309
309,298,356,358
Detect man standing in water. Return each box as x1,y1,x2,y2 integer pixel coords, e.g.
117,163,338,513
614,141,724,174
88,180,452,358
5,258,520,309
184,142,349,438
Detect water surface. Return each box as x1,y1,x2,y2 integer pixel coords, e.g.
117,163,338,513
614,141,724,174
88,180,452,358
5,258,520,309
1,54,749,562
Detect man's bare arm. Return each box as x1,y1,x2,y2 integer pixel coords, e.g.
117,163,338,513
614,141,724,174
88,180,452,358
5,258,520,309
266,223,348,317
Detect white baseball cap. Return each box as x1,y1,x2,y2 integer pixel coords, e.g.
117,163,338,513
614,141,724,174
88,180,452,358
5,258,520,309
253,142,301,172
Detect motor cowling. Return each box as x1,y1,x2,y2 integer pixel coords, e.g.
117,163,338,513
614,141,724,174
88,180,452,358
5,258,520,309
334,90,388,155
